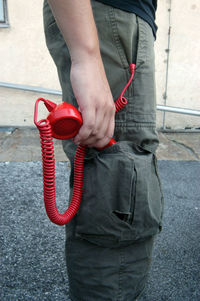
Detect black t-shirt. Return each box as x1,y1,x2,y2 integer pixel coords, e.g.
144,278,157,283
94,0,158,38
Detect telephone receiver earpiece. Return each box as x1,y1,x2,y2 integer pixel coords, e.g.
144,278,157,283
47,102,83,140
35,98,82,139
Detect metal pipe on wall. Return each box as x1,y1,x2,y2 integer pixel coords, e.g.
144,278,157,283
1,81,200,117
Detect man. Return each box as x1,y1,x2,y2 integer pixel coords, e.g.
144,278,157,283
43,0,163,300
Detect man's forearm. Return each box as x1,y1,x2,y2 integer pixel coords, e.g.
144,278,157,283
47,0,101,62
47,0,115,149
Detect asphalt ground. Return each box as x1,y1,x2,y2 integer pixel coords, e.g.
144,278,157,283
0,129,200,300
1,160,200,301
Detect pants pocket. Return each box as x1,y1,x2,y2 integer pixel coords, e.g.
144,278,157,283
75,142,163,247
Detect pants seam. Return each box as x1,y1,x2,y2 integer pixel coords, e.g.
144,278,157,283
108,7,128,69
108,6,135,102
118,248,125,301
135,16,148,69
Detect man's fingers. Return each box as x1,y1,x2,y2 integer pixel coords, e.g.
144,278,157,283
106,113,115,140
84,111,115,148
73,108,96,144
92,111,107,138
89,113,115,148
74,101,115,147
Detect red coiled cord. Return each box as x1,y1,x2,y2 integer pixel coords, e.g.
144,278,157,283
35,64,135,225
35,115,87,225
115,64,135,113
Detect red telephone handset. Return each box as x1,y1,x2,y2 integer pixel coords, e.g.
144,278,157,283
34,64,135,226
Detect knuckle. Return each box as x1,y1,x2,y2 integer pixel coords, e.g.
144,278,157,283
91,129,98,136
96,133,105,140
95,137,110,149
77,130,90,141
86,121,95,130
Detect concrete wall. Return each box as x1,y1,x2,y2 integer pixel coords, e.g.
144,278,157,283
0,0,200,128
0,0,61,126
155,0,200,129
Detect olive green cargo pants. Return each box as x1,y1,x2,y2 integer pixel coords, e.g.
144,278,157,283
43,1,164,300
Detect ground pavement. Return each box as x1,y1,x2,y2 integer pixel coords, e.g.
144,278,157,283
0,128,200,301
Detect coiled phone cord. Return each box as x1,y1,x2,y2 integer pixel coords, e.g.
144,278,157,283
35,64,135,225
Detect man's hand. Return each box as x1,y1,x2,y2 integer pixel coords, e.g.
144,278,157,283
48,0,115,148
71,55,115,148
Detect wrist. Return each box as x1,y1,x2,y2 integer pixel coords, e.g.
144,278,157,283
70,44,101,65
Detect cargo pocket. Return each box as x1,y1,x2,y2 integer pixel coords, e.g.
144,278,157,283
75,141,163,248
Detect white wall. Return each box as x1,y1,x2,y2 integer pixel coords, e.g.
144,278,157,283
155,0,200,129
0,0,61,126
0,0,200,128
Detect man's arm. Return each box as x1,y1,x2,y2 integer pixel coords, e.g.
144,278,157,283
48,0,115,148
